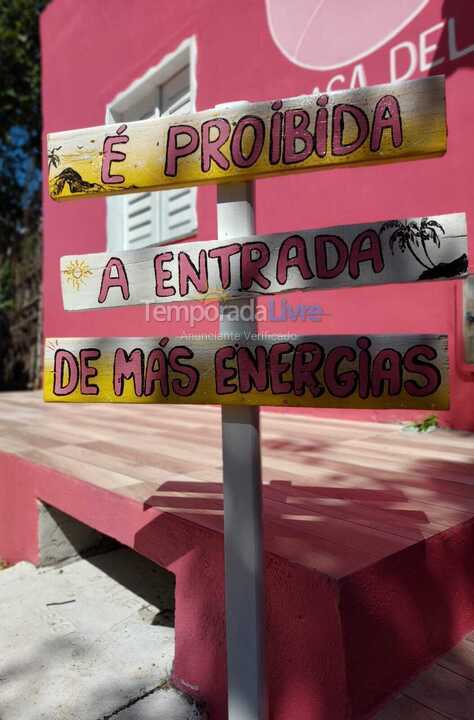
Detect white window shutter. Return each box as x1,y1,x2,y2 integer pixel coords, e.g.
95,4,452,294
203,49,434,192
106,43,198,251
123,107,158,250
124,191,157,248
160,187,197,244
160,67,197,243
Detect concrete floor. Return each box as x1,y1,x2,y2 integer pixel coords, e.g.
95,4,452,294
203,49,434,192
0,548,203,720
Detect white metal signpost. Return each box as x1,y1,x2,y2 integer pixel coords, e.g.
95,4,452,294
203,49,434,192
45,76,458,720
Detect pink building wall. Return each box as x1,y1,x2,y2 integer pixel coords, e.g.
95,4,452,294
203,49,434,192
41,0,474,428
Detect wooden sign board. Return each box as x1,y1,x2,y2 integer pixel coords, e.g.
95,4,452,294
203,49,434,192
44,334,449,409
48,76,446,201
60,213,467,310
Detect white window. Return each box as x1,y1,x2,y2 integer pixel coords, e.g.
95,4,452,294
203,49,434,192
105,38,197,250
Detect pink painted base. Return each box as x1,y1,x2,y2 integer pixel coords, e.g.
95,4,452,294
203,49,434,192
1,451,473,719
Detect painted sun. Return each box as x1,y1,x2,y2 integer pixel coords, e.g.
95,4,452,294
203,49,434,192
62,259,93,291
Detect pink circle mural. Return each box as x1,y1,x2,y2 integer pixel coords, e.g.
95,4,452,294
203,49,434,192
265,0,430,70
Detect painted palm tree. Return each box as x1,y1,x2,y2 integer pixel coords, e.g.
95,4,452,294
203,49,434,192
48,146,62,175
417,217,445,267
380,218,445,270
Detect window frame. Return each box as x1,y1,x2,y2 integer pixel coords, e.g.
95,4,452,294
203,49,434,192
105,36,197,251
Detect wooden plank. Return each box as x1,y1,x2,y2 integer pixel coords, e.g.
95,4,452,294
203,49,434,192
258,458,474,514
403,663,474,720
84,439,208,476
47,76,446,201
266,486,452,542
60,212,467,311
337,438,474,468
148,486,412,556
43,334,449,409
437,642,474,683
16,447,142,492
374,694,446,719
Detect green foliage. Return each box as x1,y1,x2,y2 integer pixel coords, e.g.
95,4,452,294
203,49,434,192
0,1,48,390
407,415,440,433
0,0,49,235
0,257,13,312
0,0,47,145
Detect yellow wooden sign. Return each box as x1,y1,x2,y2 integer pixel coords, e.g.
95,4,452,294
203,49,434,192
44,334,449,410
47,76,446,201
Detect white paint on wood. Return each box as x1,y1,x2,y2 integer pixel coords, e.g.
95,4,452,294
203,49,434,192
59,213,468,311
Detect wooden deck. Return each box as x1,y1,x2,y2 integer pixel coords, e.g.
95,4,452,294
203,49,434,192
2,392,474,578
0,391,473,718
375,632,474,719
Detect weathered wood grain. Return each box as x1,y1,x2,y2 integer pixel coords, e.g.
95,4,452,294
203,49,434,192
3,389,474,578
437,643,474,683
403,663,474,720
375,694,446,719
60,212,467,311
43,334,449,409
47,76,446,201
